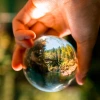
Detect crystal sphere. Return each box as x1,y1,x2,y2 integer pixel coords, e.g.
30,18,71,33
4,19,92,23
23,36,77,92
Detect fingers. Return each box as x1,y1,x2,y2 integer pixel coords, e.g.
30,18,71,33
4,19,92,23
30,22,48,38
30,21,61,37
31,22,70,38
13,29,36,41
15,38,34,48
12,0,37,48
39,11,71,37
12,45,26,71
75,39,97,85
13,28,36,48
30,22,69,39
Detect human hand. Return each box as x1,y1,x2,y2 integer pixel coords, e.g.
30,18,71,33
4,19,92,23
12,0,100,85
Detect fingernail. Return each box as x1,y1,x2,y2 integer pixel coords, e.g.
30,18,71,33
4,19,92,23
12,64,22,71
76,72,85,85
25,36,33,39
25,32,36,39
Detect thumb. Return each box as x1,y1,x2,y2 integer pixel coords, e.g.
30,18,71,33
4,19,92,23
75,40,96,85
12,45,26,71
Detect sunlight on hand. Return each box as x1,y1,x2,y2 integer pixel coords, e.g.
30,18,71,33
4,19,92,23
32,8,47,19
31,2,50,19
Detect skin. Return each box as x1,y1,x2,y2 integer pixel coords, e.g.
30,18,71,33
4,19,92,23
12,0,100,85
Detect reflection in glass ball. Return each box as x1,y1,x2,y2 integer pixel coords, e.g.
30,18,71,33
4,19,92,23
23,36,77,92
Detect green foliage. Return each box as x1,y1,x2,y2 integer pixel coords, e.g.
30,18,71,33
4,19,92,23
44,44,76,75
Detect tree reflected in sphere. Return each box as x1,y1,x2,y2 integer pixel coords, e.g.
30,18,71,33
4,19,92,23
23,36,77,92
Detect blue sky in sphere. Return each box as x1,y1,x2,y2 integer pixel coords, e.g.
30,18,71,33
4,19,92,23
43,36,69,50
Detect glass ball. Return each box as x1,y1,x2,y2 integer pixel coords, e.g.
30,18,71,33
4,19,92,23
23,36,77,92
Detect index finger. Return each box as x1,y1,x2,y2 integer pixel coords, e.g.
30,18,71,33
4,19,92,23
12,0,37,40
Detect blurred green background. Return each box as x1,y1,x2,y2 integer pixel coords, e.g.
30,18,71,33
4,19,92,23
0,0,100,100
